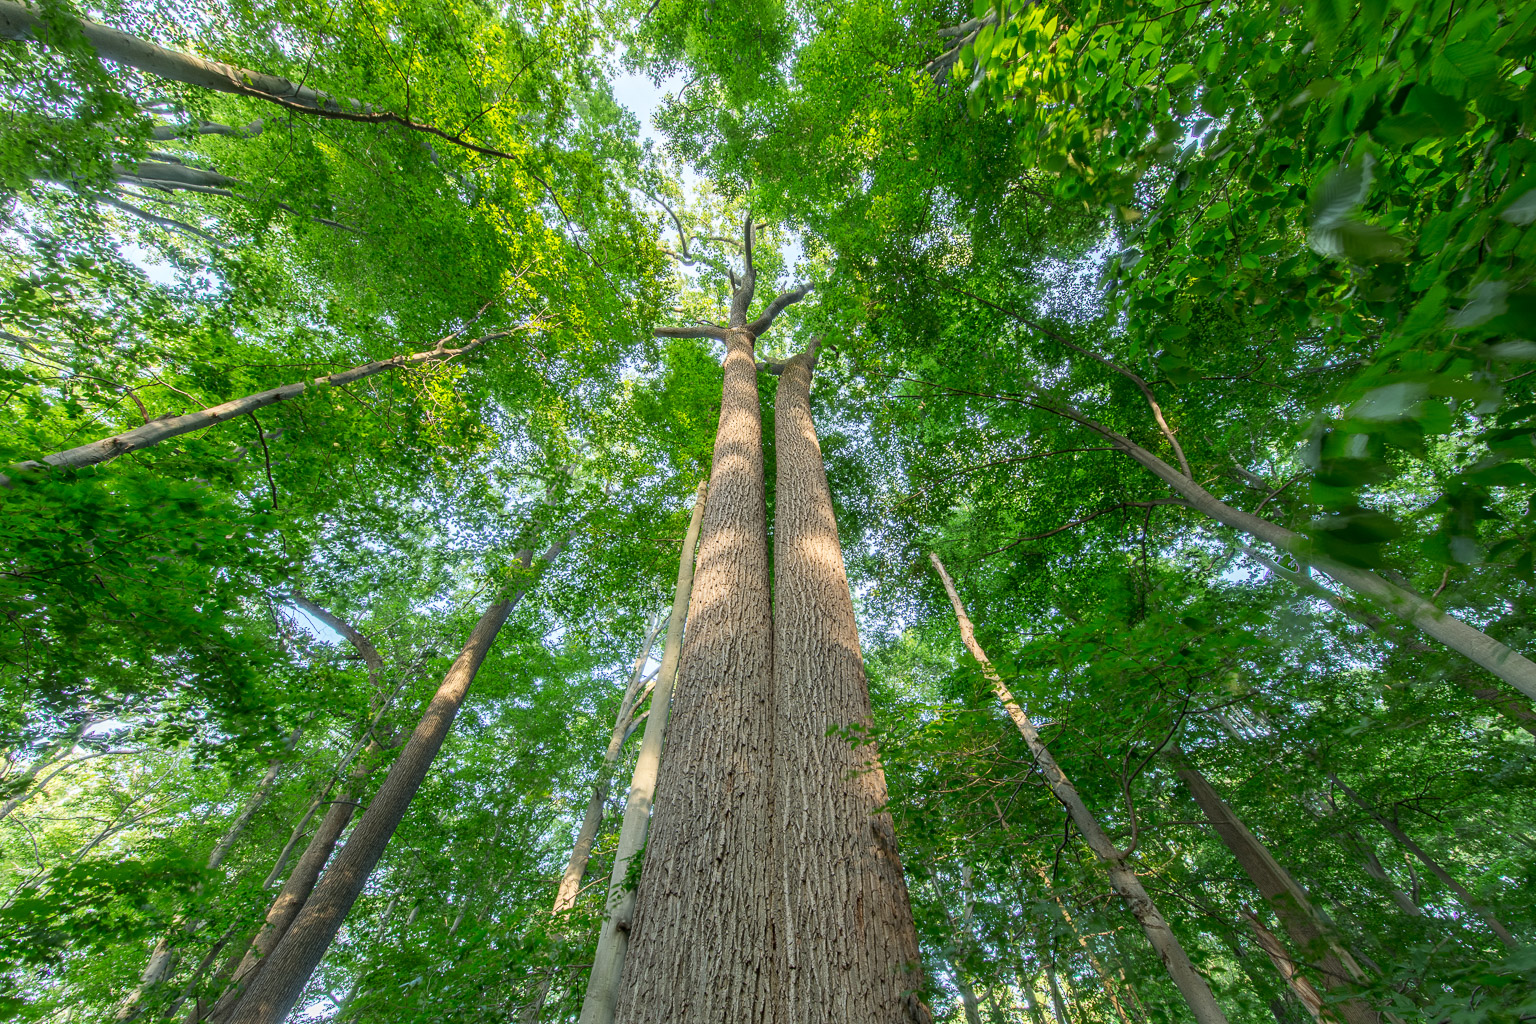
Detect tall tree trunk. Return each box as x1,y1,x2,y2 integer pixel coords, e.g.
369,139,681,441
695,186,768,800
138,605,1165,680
930,553,1229,1024
580,480,707,1024
224,539,562,1024
1241,547,1536,740
1243,912,1325,1022
1347,830,1422,919
1046,965,1071,1024
614,319,778,1024
554,612,664,915
117,724,303,1021
1328,775,1517,949
1171,758,1378,1024
771,341,930,1023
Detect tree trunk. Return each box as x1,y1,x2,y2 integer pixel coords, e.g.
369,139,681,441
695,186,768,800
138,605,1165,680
1024,384,1536,704
579,480,707,1024
1244,911,1325,1022
1241,547,1536,740
4,330,509,479
1348,830,1422,918
224,539,561,1024
930,553,1229,1024
771,342,930,1023
1172,759,1378,1024
554,612,663,915
1046,965,1071,1024
1329,774,1517,948
614,321,778,1024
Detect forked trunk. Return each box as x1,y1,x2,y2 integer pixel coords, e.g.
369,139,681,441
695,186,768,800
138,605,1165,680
580,480,707,1024
614,326,777,1024
930,553,1229,1024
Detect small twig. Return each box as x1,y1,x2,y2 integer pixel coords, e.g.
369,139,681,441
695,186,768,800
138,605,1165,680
248,413,279,510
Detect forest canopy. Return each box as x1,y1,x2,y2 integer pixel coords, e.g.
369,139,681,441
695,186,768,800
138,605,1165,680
1,0,1533,1022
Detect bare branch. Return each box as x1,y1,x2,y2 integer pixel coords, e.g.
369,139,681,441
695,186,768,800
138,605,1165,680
745,282,813,336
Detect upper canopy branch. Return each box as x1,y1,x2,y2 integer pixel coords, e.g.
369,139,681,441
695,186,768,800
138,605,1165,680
654,214,812,344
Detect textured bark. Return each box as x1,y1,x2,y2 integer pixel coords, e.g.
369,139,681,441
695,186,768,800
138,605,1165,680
224,540,561,1024
614,322,777,1024
930,553,1229,1024
1329,774,1517,949
580,480,707,1024
1026,387,1536,703
1241,547,1536,740
772,344,930,1023
1173,760,1377,1024
1245,912,1325,1022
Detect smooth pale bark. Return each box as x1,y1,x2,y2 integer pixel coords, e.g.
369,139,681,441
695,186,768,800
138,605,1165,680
1029,392,1536,703
614,323,777,1024
1172,759,1378,1024
0,2,384,116
1244,912,1326,1022
1046,966,1071,1024
225,540,561,1024
5,330,509,479
579,480,707,1024
930,553,1229,1024
772,343,930,1023
553,613,663,914
1241,547,1536,740
1329,774,1518,949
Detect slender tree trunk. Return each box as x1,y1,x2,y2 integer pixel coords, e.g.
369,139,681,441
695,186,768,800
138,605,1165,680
1244,912,1325,1022
1171,758,1378,1024
117,725,303,1021
1014,866,1134,1024
1348,830,1422,918
950,961,984,1024
614,320,778,1024
1241,547,1536,739
224,539,562,1024
554,612,663,915
4,329,510,478
772,342,930,1023
1015,380,1536,703
930,553,1229,1024
1046,965,1071,1024
579,480,707,1024
1329,775,1517,948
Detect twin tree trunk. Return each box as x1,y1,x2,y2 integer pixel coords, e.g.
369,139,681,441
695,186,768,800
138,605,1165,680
615,263,928,1023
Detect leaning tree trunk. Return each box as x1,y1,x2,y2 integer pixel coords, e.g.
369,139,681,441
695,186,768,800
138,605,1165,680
1243,911,1326,1022
579,480,707,1024
930,553,1229,1024
224,540,562,1024
1171,757,1378,1024
613,321,778,1024
771,342,930,1023
1329,774,1518,949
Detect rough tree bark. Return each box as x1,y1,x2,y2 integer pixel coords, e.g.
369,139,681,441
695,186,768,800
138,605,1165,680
615,217,808,1024
224,539,563,1024
930,553,1230,1024
4,327,515,481
579,480,707,1024
1329,774,1518,949
1171,757,1378,1024
771,339,930,1023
